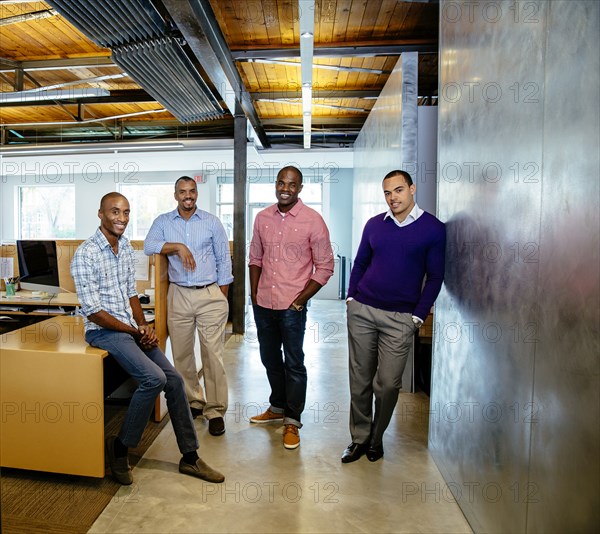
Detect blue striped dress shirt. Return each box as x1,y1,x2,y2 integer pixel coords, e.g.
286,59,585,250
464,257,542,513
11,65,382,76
144,208,233,287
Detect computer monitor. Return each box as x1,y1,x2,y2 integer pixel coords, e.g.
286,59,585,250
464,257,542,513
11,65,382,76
16,240,62,295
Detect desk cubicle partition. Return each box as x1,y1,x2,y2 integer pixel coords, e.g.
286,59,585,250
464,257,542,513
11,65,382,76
0,244,172,477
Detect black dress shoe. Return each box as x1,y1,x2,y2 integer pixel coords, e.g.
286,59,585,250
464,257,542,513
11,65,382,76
341,442,368,463
208,417,225,436
366,444,384,462
190,407,204,419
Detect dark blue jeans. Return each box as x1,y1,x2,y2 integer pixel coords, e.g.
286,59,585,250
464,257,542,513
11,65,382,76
252,304,308,427
86,329,198,454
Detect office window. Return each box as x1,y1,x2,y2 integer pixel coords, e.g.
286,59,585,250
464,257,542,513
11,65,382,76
217,183,234,240
217,181,323,241
19,185,75,239
118,183,174,239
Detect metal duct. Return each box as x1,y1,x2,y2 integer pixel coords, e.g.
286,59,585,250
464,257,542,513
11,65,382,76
47,0,166,46
113,37,223,123
46,0,224,123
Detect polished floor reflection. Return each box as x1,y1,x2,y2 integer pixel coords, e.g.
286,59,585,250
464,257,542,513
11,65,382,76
90,301,472,533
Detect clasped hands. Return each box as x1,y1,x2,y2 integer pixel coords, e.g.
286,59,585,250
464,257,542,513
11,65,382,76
136,324,159,350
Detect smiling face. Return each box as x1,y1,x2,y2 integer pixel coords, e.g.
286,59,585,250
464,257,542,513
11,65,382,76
383,173,416,223
174,177,198,216
275,167,303,212
98,193,130,242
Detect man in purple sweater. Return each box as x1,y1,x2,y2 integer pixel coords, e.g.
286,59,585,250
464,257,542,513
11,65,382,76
341,170,446,463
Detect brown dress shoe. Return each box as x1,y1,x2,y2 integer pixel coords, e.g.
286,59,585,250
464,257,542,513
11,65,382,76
179,457,224,483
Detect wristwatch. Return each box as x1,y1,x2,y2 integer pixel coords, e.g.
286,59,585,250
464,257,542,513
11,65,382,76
290,302,304,311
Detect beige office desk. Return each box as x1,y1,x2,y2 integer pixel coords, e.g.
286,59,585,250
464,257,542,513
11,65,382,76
0,315,109,477
0,290,80,313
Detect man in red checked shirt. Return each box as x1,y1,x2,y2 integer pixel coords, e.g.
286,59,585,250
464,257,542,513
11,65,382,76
248,166,334,450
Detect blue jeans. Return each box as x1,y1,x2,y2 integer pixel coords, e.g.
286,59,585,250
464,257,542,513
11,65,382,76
86,329,198,454
252,304,307,427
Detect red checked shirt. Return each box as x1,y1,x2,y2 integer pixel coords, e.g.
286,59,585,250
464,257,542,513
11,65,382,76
249,198,334,310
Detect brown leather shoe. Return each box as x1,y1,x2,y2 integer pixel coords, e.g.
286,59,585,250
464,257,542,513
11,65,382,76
283,424,300,449
179,457,224,483
208,417,225,436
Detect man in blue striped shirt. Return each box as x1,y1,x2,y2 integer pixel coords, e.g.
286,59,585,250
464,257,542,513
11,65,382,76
71,192,224,485
145,177,233,437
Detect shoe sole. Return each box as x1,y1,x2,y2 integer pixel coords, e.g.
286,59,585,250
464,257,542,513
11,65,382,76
249,417,284,424
179,466,224,483
284,441,300,449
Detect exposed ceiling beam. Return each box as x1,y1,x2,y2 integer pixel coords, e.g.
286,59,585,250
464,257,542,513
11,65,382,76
231,43,438,60
245,58,391,75
0,8,56,26
252,90,380,100
0,88,110,104
161,0,270,148
0,89,156,107
1,108,168,127
263,117,365,126
0,56,115,73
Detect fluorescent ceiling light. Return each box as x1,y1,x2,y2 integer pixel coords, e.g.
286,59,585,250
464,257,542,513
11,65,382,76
26,73,127,93
299,0,315,149
302,84,312,114
0,88,110,104
0,142,185,157
246,58,386,75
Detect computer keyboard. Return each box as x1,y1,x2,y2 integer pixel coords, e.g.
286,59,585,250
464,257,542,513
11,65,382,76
32,307,66,314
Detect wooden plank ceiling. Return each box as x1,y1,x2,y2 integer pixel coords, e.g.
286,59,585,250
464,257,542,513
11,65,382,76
0,0,438,149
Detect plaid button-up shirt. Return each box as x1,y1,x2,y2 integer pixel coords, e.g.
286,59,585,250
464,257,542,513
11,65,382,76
71,228,138,333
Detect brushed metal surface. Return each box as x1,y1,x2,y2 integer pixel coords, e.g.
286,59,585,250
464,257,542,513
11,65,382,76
528,1,600,531
431,1,598,532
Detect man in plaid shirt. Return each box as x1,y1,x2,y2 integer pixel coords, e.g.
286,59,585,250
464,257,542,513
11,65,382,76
71,192,224,485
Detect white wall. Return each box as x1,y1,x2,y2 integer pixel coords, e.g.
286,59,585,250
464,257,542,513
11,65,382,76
0,144,353,300
1,145,353,240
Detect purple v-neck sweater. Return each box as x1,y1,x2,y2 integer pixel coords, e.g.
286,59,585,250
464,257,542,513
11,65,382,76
347,211,446,320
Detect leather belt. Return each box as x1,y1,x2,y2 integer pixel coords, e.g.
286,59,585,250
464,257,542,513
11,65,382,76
176,283,213,290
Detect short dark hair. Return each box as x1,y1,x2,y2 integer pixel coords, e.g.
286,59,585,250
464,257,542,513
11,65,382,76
277,165,303,184
174,176,195,190
383,169,413,187
99,192,127,209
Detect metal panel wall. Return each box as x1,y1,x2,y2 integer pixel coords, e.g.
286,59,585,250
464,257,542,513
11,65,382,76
528,2,600,531
431,1,599,532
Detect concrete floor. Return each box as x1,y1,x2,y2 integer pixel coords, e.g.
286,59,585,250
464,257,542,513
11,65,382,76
89,301,472,533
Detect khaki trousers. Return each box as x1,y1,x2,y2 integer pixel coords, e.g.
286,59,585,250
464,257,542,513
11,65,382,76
347,299,415,446
167,283,229,419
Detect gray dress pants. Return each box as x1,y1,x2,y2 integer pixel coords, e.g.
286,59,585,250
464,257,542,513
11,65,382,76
347,299,415,446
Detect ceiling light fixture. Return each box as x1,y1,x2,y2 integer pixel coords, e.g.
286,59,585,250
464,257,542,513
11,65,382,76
299,0,315,149
0,141,185,157
243,58,386,75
